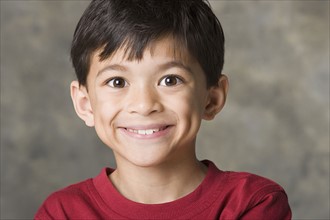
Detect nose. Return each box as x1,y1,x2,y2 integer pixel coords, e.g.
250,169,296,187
126,85,163,116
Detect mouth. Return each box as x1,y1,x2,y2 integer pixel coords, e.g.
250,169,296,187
119,124,172,139
125,126,169,135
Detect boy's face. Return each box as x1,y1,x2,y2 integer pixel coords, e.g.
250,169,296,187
71,37,228,168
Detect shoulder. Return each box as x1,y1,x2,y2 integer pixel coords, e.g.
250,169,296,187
223,170,285,195
34,167,112,220
205,161,292,219
206,161,286,196
35,178,95,218
44,178,95,203
224,172,291,219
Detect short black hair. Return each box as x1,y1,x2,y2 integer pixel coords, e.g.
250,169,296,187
71,0,225,88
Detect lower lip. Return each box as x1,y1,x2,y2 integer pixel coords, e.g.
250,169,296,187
119,126,173,140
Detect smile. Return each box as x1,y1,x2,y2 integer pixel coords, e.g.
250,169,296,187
125,126,168,135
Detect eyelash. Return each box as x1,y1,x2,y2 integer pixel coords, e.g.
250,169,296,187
105,74,184,88
106,77,128,88
159,75,184,87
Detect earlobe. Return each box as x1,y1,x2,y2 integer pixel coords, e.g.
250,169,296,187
70,81,95,127
203,75,229,120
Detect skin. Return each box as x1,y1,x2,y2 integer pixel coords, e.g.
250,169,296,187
70,37,229,204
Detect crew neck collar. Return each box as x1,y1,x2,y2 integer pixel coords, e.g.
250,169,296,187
93,160,222,219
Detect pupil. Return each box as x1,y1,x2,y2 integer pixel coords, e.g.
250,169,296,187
165,77,176,86
115,78,124,87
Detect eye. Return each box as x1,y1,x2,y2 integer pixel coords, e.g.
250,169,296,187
159,75,183,87
107,77,128,88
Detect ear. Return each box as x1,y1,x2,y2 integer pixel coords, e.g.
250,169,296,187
70,81,95,127
203,75,229,120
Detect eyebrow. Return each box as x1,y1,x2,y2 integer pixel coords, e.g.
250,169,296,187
97,60,194,77
97,64,128,77
159,61,194,75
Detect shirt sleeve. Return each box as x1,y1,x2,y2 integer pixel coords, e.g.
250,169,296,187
34,192,68,220
240,191,292,220
34,206,53,220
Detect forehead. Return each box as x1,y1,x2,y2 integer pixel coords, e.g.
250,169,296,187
94,36,197,67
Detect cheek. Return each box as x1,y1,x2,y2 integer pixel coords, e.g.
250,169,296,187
92,99,120,147
166,89,206,122
92,95,119,128
185,89,207,114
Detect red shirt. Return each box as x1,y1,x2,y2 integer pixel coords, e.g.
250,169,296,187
35,161,291,219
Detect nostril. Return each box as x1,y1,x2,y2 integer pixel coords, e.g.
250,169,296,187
126,91,163,115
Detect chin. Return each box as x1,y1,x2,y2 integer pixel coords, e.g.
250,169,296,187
125,154,171,168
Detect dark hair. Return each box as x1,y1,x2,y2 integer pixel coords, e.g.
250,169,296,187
71,0,225,88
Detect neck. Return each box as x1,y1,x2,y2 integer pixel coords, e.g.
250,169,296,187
109,158,207,204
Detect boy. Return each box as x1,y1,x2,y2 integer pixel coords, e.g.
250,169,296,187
35,0,291,219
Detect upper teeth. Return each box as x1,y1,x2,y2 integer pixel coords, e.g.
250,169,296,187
127,128,160,135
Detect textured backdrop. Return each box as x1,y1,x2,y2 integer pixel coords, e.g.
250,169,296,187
1,1,329,219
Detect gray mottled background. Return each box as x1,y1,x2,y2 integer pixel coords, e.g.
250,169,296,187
1,1,329,219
